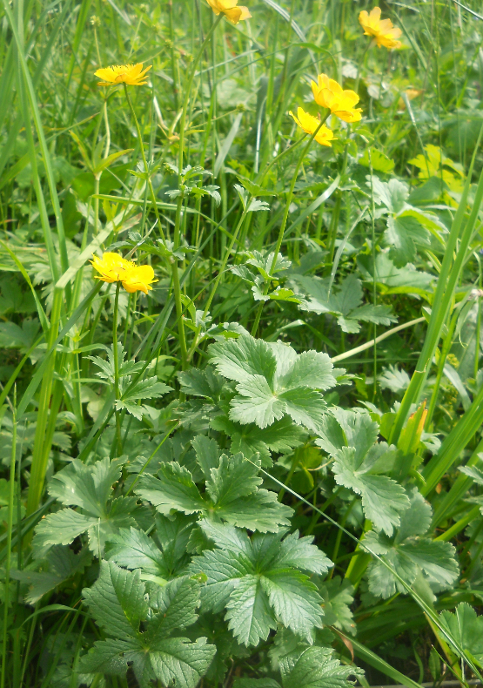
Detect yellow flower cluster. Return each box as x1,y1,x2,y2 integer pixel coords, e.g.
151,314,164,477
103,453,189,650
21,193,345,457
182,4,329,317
359,7,402,50
95,63,152,87
91,253,156,294
290,74,361,147
207,0,251,24
311,74,362,123
288,7,402,144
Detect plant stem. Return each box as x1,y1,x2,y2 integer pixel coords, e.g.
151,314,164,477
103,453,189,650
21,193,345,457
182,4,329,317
173,195,188,369
112,282,122,456
251,113,330,336
1,389,16,688
187,201,250,362
123,83,164,240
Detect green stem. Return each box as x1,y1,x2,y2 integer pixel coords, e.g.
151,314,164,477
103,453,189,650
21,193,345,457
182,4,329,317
251,113,330,336
176,15,222,177
0,391,16,688
434,504,480,542
173,196,188,369
389,127,483,446
112,282,122,456
26,288,63,517
187,202,250,362
426,306,457,428
123,84,164,240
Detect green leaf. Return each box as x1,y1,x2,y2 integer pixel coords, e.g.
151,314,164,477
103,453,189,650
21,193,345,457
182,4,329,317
155,513,194,575
178,366,226,399
385,214,430,268
136,458,291,532
216,489,293,532
440,603,483,667
192,434,220,479
206,452,262,504
317,410,409,535
359,148,395,173
93,148,134,175
333,448,409,535
279,351,336,391
319,577,355,635
107,526,168,577
281,646,360,688
230,376,286,428
209,336,277,385
32,509,98,557
210,335,336,432
261,569,324,640
294,274,396,334
47,457,124,516
190,523,331,646
80,562,215,688
83,561,148,640
225,575,277,646
370,176,409,214
276,530,332,575
136,463,206,515
143,637,216,688
193,547,255,613
229,416,306,461
357,253,435,295
235,680,281,688
149,576,200,636
366,490,459,598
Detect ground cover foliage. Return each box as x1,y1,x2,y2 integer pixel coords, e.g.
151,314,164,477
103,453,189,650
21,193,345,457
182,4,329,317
2,0,483,686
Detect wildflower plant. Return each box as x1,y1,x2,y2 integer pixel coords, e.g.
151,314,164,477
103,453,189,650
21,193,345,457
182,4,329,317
2,0,483,687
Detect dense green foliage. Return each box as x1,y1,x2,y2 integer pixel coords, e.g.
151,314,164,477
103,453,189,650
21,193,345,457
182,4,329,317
2,0,483,686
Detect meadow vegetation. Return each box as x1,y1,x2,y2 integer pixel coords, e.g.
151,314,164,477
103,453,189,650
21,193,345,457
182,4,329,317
1,0,483,686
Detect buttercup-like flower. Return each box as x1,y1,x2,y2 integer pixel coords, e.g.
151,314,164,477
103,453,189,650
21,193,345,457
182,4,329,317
289,108,335,147
206,0,251,25
121,265,157,295
359,7,402,50
91,253,134,283
311,74,362,123
91,253,156,294
95,63,152,86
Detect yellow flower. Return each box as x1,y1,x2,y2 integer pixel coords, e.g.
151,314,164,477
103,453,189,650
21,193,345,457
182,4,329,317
121,265,157,294
359,7,402,50
91,253,157,294
94,63,152,87
206,0,251,24
289,108,335,147
91,252,134,283
397,88,423,111
311,74,362,123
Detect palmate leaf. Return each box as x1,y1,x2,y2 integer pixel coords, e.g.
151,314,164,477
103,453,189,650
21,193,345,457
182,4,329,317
440,603,483,667
292,274,396,334
190,521,330,646
228,416,307,461
79,562,215,688
366,489,459,599
209,335,336,431
316,410,409,535
319,576,356,635
32,457,137,557
225,575,278,646
135,454,292,533
235,643,360,688
281,646,361,688
107,526,168,577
